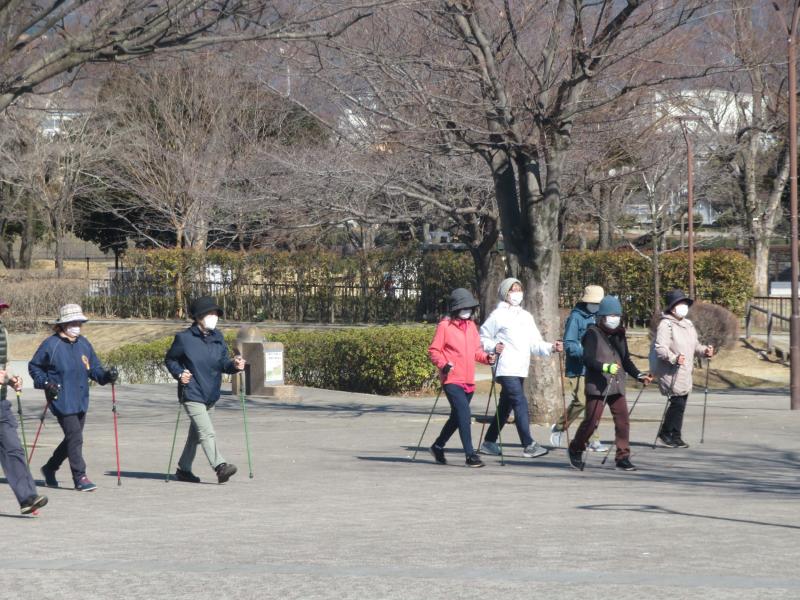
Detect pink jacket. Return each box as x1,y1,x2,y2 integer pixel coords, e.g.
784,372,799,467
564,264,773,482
428,318,491,386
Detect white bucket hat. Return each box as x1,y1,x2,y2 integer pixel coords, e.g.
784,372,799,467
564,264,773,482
54,304,89,325
580,285,604,304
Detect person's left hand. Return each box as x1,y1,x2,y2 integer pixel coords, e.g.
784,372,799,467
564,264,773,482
552,340,563,353
639,373,654,386
487,353,496,365
705,345,714,358
233,355,246,371
106,367,119,384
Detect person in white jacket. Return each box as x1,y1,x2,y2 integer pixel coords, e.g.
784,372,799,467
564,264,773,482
479,278,563,458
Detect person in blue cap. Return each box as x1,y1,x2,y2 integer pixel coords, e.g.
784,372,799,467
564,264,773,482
567,295,651,471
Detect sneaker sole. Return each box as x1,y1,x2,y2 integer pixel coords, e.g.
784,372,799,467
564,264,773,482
76,487,97,492
523,448,549,458
20,496,48,515
616,466,637,471
466,462,485,468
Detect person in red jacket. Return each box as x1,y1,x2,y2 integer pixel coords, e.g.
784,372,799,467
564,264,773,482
428,288,494,468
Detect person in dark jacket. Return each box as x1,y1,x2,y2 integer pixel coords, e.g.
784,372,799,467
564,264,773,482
0,300,48,514
29,304,118,492
567,296,652,472
164,297,245,484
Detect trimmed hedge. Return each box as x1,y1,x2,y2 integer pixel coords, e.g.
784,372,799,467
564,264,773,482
101,326,438,395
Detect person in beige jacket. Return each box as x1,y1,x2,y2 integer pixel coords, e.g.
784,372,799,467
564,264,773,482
652,289,713,448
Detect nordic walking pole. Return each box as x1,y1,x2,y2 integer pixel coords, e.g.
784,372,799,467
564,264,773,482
15,391,28,460
27,393,54,465
476,359,499,451
165,383,185,482
411,387,443,461
557,350,571,447
490,354,505,466
111,383,122,486
239,370,254,479
701,357,711,444
601,380,646,465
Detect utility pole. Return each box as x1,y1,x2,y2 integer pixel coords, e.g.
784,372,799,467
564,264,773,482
677,115,702,299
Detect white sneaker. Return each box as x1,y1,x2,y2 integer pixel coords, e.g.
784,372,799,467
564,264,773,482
549,424,564,448
588,439,609,452
523,442,549,458
480,441,502,455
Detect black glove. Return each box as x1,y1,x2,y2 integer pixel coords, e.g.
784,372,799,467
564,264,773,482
106,367,119,384
442,363,453,375
44,382,60,400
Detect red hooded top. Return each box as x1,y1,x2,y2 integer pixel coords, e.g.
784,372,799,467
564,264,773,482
428,317,491,391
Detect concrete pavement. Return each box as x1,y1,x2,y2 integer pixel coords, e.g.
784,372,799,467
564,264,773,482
1,383,798,599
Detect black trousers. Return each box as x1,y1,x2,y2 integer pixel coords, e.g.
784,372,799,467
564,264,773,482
661,395,689,437
45,412,87,482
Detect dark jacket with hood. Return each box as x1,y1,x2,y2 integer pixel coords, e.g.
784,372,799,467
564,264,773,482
563,303,596,378
164,324,238,405
582,324,643,397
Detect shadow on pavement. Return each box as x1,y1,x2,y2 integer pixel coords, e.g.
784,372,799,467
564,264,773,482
102,470,217,485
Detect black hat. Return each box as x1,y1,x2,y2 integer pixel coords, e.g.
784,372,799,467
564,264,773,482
448,288,480,312
189,296,223,320
664,289,693,313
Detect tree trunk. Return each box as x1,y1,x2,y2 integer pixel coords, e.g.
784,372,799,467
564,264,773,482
18,201,35,269
753,235,769,298
470,244,505,321
596,186,613,250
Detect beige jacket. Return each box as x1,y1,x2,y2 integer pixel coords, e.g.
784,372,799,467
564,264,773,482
652,313,708,396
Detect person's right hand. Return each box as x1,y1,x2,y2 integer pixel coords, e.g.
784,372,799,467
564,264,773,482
495,343,505,354
180,370,192,385
442,363,453,375
676,354,686,365
44,382,60,398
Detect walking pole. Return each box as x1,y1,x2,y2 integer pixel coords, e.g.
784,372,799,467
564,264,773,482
701,357,711,444
601,381,645,465
491,364,505,466
111,383,122,486
476,359,498,451
15,391,28,459
239,371,254,479
557,351,571,447
411,387,443,461
165,385,184,482
27,395,53,465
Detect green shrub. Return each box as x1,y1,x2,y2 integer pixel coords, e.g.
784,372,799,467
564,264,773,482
101,326,438,395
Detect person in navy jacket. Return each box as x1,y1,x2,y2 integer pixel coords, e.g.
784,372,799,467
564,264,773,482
29,304,117,492
164,296,245,484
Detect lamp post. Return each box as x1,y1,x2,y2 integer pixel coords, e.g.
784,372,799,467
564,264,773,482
676,115,702,299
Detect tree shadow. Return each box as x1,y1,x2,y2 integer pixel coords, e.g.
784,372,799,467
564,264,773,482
577,503,800,531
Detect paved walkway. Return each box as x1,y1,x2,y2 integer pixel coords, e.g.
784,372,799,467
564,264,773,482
1,383,798,599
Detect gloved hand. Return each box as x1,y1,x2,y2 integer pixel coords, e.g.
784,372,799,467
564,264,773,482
106,367,119,384
44,382,60,400
442,363,453,375
602,363,619,375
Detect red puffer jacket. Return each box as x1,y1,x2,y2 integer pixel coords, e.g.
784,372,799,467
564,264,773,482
428,317,491,386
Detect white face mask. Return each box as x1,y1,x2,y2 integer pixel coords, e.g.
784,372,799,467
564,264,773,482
674,304,690,319
604,316,621,329
507,291,523,306
202,314,219,330
65,326,81,338
458,309,473,320
586,303,600,314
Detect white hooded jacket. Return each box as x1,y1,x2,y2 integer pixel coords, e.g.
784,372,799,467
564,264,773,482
479,301,553,378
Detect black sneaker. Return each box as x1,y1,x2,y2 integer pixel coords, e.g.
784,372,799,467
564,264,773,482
465,454,484,468
215,463,237,484
658,433,679,448
568,448,584,470
430,444,447,465
20,495,48,515
673,437,690,448
40,465,59,488
616,457,637,471
175,468,201,483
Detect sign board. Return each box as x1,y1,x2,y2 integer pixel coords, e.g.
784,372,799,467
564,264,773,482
264,349,284,385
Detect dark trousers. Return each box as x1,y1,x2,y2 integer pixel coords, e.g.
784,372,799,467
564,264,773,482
0,399,37,504
569,394,630,460
45,412,87,482
485,376,533,447
434,384,475,457
661,394,689,437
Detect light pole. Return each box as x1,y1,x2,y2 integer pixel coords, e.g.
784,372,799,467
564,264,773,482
676,115,702,299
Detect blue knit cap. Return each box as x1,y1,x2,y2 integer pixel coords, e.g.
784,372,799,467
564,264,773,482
597,295,622,316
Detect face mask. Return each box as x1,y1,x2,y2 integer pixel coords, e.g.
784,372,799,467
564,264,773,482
605,316,621,329
202,314,219,330
586,303,599,314
674,304,689,319
507,291,523,306
458,309,473,320
65,326,81,338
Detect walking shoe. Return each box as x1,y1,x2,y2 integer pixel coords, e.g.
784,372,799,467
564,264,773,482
588,439,610,452
522,442,549,458
658,433,679,448
549,424,564,448
465,454,484,468
479,441,502,456
74,476,97,492
430,444,447,465
20,495,48,515
615,457,637,471
673,437,690,448
215,462,238,484
175,468,201,483
568,448,584,470
40,465,59,488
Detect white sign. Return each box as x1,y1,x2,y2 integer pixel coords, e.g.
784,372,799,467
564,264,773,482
264,350,284,385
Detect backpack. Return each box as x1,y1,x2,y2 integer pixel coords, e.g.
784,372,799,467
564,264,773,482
648,319,672,374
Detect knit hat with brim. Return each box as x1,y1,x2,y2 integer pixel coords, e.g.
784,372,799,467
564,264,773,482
581,285,604,304
498,278,522,301
448,288,480,312
189,296,224,320
597,295,622,316
54,304,88,324
665,289,693,312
